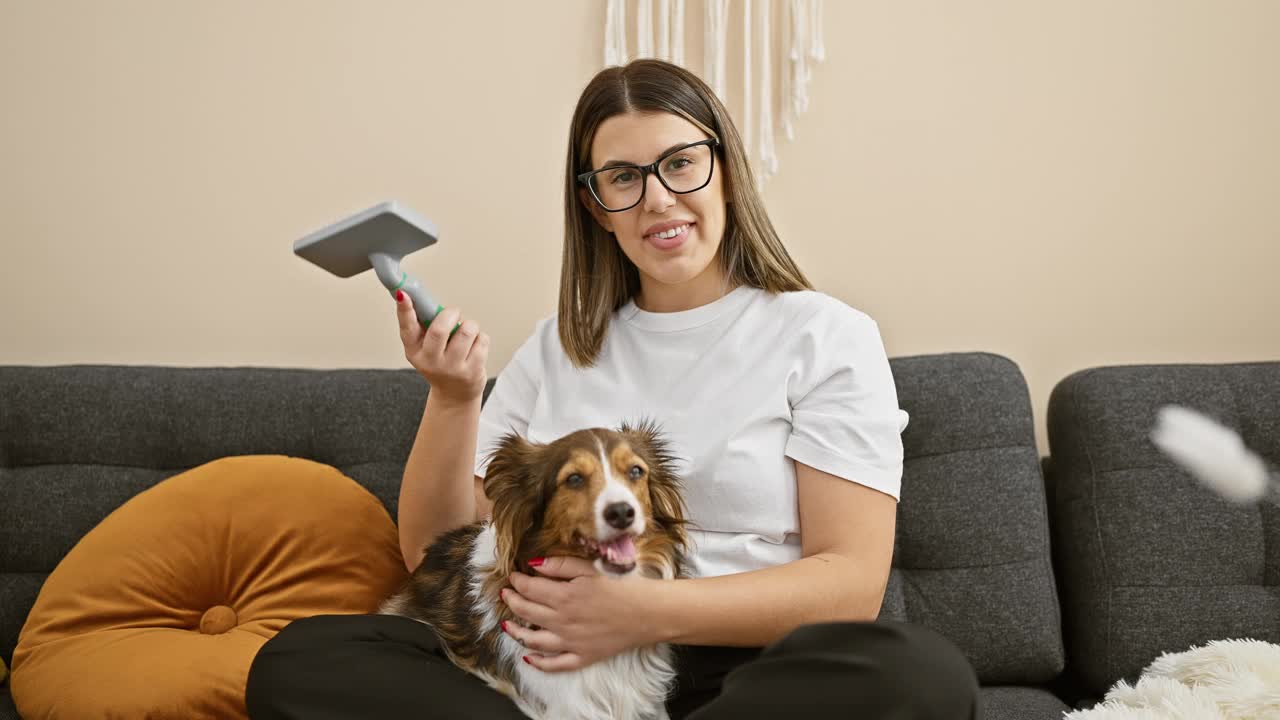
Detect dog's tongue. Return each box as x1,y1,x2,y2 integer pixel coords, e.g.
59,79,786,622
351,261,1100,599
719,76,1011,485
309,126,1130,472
602,535,637,564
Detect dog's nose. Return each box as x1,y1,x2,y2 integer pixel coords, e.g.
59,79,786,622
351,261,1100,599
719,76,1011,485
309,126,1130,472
604,502,635,529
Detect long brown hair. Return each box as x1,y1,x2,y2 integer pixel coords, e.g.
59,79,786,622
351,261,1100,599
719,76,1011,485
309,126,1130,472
560,59,812,368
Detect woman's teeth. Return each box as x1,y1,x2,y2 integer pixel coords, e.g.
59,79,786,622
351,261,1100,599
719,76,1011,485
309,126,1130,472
648,224,689,240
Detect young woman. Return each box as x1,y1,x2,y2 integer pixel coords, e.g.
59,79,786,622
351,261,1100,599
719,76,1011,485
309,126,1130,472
247,59,979,720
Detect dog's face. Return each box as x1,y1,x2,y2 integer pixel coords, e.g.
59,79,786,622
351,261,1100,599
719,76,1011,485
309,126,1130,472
483,421,686,578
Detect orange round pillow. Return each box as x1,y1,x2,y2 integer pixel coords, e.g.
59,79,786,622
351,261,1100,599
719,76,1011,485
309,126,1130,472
11,455,407,719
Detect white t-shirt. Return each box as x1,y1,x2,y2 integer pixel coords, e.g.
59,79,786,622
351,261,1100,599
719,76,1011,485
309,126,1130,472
473,285,910,579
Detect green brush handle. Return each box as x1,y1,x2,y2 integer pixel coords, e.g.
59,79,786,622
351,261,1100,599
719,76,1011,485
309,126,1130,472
373,256,459,337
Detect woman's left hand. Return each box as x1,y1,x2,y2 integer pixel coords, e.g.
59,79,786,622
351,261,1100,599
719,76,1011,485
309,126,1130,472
502,556,662,672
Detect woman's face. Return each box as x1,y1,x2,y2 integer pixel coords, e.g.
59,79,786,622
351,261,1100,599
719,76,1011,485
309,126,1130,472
581,111,728,303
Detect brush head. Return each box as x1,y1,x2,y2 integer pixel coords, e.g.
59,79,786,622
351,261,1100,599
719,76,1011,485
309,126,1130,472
293,201,438,277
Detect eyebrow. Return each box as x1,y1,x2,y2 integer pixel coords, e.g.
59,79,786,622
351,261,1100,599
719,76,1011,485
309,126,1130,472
600,141,700,169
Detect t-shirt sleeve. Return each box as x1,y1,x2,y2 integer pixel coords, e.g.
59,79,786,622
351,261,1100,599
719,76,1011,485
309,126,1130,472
474,327,543,479
784,307,910,500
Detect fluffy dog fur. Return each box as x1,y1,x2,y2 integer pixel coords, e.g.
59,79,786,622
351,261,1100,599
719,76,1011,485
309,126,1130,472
379,421,689,720
1064,639,1280,719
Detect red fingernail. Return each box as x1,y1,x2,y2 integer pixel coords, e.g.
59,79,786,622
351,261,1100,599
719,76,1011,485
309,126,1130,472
501,620,509,633
395,290,404,302
523,655,533,665
528,557,545,567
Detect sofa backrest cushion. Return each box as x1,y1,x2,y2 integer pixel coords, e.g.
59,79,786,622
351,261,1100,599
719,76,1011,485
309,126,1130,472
884,353,1064,684
1046,362,1280,695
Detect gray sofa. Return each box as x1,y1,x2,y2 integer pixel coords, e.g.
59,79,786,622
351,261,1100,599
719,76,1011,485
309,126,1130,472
1,353,1276,718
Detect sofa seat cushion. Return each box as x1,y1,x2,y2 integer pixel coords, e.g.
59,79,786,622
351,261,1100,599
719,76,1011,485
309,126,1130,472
10,455,406,719
979,686,1071,719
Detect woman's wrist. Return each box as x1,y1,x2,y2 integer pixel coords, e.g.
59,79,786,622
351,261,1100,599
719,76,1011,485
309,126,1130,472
643,575,690,645
425,388,482,414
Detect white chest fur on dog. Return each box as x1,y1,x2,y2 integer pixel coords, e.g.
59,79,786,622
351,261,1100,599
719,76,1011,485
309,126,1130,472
467,524,676,720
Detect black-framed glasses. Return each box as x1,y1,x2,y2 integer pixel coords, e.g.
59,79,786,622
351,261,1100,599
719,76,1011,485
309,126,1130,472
577,138,720,213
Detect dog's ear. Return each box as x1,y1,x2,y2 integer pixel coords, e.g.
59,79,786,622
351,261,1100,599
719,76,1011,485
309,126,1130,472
619,419,687,537
482,432,544,579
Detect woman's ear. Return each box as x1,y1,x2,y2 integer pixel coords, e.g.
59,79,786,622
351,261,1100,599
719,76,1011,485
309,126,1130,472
579,188,614,233
482,433,543,578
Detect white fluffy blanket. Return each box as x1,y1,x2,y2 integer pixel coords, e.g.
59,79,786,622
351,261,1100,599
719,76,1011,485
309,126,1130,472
1065,639,1280,719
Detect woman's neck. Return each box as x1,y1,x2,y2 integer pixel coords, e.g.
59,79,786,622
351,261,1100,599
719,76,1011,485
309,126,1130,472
634,266,734,314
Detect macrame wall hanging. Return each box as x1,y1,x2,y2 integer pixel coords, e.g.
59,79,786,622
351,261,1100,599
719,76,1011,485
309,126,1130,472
603,0,826,191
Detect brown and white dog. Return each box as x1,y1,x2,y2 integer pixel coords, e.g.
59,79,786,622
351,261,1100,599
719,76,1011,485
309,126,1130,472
379,421,689,720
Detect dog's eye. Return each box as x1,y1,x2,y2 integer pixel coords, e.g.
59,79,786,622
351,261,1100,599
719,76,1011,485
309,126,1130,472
565,473,585,489
628,465,645,481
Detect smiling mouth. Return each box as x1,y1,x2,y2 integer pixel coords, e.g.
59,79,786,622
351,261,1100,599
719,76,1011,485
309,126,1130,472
575,532,639,574
644,222,693,249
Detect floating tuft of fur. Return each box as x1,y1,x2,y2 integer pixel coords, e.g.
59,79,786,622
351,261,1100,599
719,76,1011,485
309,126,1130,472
1149,405,1269,504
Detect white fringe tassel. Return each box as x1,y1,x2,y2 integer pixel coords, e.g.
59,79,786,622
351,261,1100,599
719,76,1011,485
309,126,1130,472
704,0,730,101
743,0,753,168
671,0,685,65
657,0,671,61
809,0,825,61
604,0,626,67
637,0,653,58
757,0,778,189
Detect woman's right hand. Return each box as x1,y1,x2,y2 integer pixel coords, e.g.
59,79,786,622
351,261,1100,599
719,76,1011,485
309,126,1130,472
395,290,489,405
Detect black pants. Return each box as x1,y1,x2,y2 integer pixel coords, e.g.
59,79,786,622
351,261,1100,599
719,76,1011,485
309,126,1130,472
245,614,980,719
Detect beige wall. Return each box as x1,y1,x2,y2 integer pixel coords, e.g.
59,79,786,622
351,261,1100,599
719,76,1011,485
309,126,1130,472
3,1,1277,454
